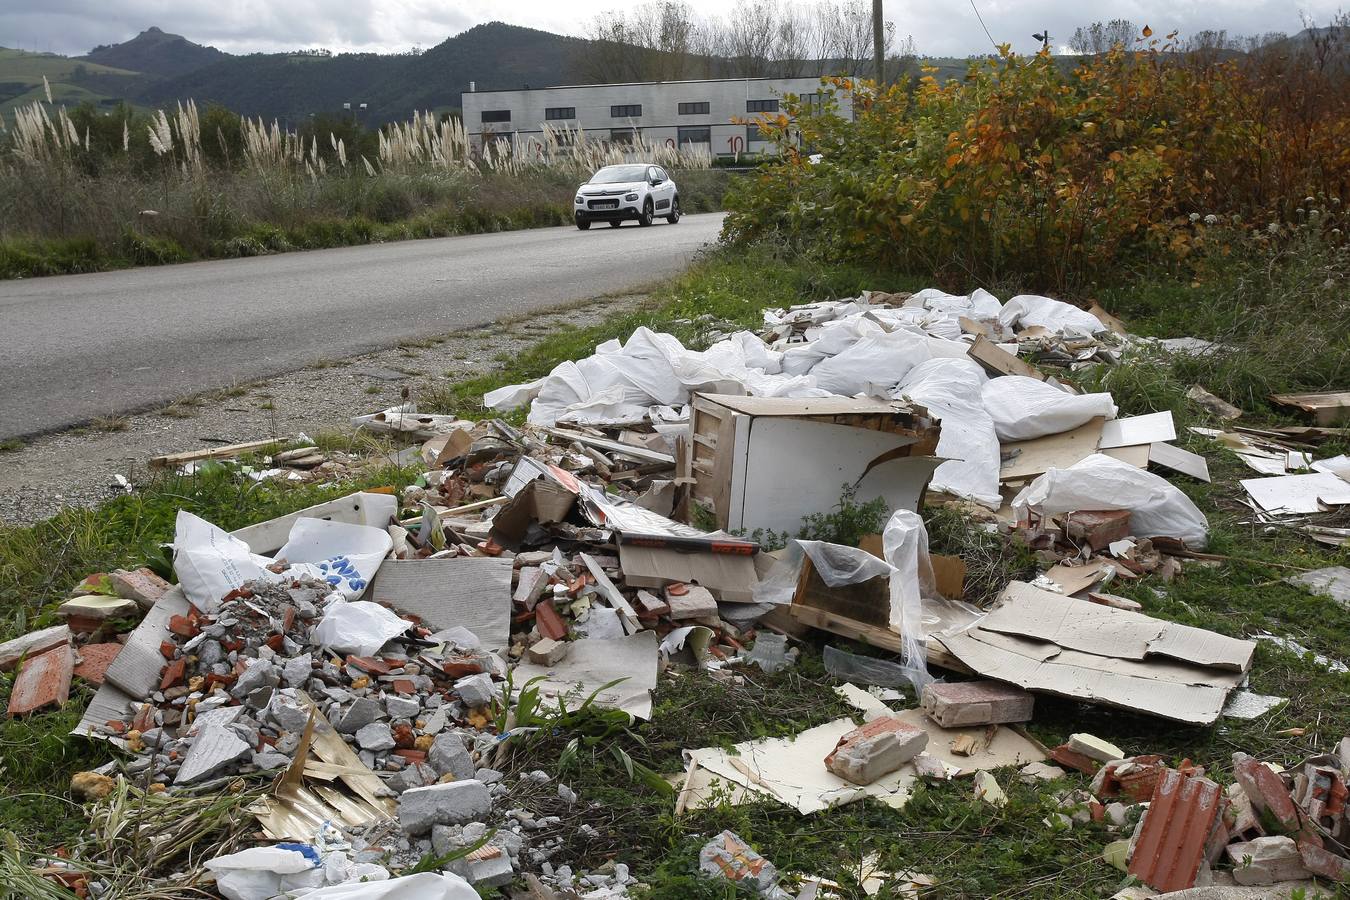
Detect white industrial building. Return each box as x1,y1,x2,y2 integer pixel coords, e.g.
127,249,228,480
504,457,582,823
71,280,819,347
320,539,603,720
459,76,851,158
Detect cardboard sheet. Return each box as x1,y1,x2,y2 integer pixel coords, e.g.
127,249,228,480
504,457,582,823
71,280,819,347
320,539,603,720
1043,559,1117,596
1148,442,1211,482
684,699,1044,815
509,631,659,719
999,418,1104,482
1241,472,1350,515
980,582,1253,670
367,557,512,651
1100,412,1176,449
617,544,759,602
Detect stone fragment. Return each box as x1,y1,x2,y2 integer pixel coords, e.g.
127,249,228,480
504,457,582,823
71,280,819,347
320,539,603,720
338,697,385,734
174,722,251,784
266,695,312,735
665,584,718,620
356,722,396,752
0,625,71,672
429,732,476,779
396,780,491,834
973,770,1007,807
58,595,139,626
921,680,1034,727
1067,733,1126,763
281,653,312,687
252,752,291,771
231,658,278,700
1020,761,1068,784
108,568,173,609
384,694,420,720
388,763,439,794
514,567,550,609
824,716,928,785
70,771,117,801
527,638,568,666
454,673,496,708
465,844,514,887
1226,836,1310,885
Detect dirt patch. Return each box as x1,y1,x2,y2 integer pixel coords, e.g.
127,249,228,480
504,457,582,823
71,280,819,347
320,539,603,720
0,295,646,527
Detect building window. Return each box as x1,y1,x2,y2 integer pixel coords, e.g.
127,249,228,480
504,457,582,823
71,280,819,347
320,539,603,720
678,101,710,115
610,127,639,145
480,109,511,123
801,92,823,111
747,124,773,143
677,126,711,147
610,104,642,118
544,107,575,120
746,99,779,113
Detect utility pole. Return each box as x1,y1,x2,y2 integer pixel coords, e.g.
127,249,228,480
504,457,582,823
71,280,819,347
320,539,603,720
872,0,885,84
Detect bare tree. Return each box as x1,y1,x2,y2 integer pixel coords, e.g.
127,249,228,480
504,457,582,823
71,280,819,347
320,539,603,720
1068,19,1137,55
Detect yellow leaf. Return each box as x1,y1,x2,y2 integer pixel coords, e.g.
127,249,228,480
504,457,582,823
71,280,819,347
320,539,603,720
899,214,915,226
1142,25,1153,37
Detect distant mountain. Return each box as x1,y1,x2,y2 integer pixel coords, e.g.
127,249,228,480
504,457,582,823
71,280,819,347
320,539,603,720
83,26,227,78
137,23,586,124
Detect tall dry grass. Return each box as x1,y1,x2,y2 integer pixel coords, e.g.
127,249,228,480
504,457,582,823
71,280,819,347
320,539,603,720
0,97,719,277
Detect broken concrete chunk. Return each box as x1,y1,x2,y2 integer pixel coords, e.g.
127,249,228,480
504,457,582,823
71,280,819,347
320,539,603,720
664,584,718,620
921,680,1034,728
1226,836,1310,885
58,594,140,623
526,638,568,666
174,721,252,784
1020,761,1068,784
355,722,396,752
454,673,496,708
1067,733,1126,764
281,653,312,688
824,716,928,786
464,844,514,888
429,732,476,780
338,696,385,734
397,779,491,834
384,694,421,720
1285,565,1350,610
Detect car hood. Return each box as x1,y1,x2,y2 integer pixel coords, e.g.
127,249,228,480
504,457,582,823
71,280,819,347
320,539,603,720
579,181,645,195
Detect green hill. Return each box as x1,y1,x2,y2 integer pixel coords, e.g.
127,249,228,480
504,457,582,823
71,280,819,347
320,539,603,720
83,26,227,77
0,48,142,118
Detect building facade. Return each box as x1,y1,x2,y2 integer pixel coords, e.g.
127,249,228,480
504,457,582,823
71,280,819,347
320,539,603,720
459,76,850,158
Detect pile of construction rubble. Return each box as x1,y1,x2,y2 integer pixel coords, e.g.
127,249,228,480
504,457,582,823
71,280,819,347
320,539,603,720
4,286,1349,898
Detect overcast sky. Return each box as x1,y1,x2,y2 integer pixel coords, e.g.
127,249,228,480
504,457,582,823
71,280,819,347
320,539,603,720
4,0,1340,59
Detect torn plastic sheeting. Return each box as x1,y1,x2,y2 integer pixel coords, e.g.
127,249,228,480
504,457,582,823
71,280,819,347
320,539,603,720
751,540,892,608
206,844,326,900
823,645,922,689
997,294,1107,337
312,598,409,656
172,512,393,614
809,330,972,398
908,286,1004,320
982,376,1118,442
296,872,480,899
895,357,1002,508
1012,453,1209,548
882,509,937,690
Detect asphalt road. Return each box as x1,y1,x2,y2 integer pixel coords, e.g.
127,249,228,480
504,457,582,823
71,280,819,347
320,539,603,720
0,213,725,441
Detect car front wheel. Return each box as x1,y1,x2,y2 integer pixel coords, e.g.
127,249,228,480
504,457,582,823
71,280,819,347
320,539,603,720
666,197,681,224
609,220,622,228
575,217,590,230
638,199,654,227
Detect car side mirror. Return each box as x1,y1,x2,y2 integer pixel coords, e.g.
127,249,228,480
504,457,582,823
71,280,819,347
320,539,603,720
650,178,661,186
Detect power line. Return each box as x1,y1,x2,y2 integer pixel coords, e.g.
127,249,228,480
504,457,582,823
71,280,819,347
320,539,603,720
969,0,999,51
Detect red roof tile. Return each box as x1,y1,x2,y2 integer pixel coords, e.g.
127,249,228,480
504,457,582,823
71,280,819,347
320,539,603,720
1128,769,1228,892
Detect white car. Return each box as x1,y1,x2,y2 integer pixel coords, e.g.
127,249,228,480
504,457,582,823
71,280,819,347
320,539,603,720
574,164,680,229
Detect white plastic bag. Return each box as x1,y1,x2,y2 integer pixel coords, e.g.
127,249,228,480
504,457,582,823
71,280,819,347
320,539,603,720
172,511,274,613
882,511,936,688
313,597,410,656
981,376,1118,441
808,329,935,396
276,518,394,600
206,845,324,900
295,872,479,899
998,294,1107,337
1012,453,1209,548
750,540,892,607
896,358,1001,507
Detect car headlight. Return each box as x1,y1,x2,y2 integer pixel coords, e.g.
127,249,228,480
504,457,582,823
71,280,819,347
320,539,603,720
575,196,583,204
624,193,638,202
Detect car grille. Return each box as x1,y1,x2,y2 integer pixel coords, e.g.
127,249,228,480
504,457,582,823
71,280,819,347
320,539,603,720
588,199,619,209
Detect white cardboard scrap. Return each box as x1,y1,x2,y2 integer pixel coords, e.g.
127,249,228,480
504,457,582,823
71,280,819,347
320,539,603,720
1147,442,1211,482
509,632,659,719
1099,412,1177,449
1240,472,1350,515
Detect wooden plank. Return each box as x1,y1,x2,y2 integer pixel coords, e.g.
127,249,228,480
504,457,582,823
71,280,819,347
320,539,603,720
543,427,675,465
149,438,279,469
1271,392,1350,427
969,335,1047,381
999,417,1104,482
787,605,971,673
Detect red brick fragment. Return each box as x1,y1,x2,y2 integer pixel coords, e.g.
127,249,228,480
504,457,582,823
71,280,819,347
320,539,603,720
282,605,296,632
72,642,123,686
534,599,568,641
441,658,484,679
1233,754,1301,833
1297,840,1350,882
347,656,393,675
160,641,177,660
7,645,74,716
131,703,154,732
1128,769,1228,893
159,658,186,691
167,614,199,638
393,749,427,764
265,634,285,652
392,723,415,749
1050,744,1100,775
1063,509,1132,551
391,679,416,694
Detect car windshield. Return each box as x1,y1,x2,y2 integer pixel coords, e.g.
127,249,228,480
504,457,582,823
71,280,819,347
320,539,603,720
589,165,647,184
